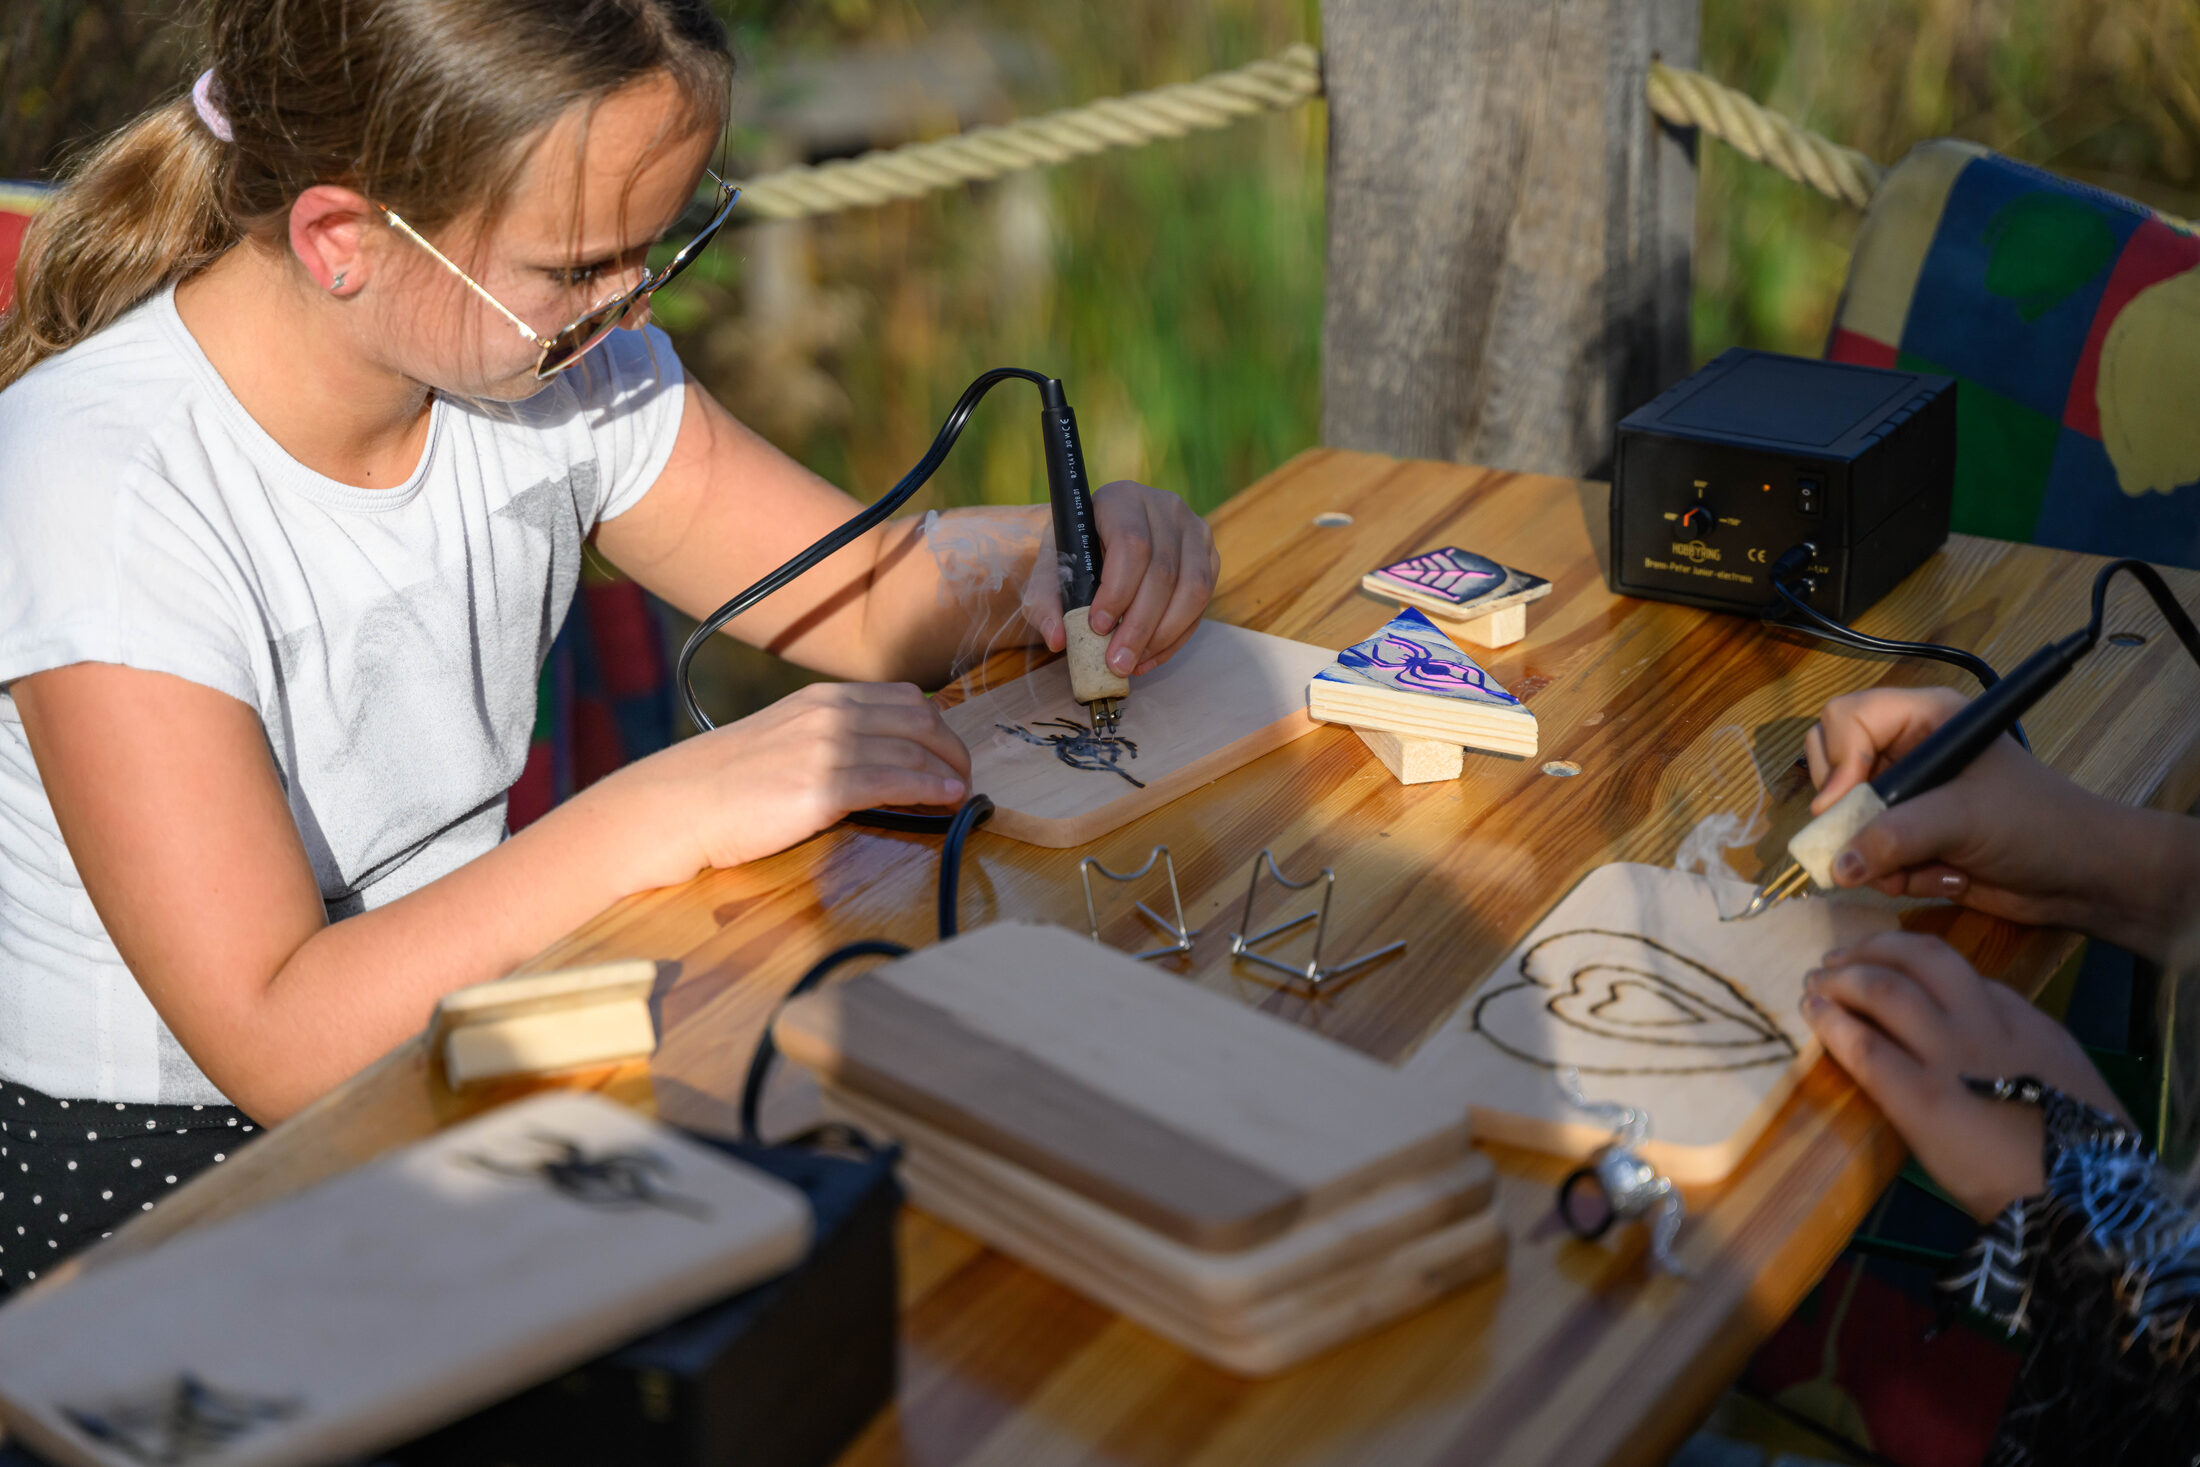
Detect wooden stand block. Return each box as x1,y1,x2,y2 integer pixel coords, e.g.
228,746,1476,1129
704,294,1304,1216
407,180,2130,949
1354,727,1463,784
1452,600,1528,648
431,961,658,1089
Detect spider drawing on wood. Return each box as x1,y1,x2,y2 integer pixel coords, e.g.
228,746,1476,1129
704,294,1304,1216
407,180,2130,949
997,718,1146,787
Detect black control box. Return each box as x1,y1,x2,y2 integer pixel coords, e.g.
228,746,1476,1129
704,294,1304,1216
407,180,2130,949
1609,349,1956,620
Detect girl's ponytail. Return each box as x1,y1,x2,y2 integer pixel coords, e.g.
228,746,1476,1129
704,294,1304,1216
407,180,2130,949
0,95,238,391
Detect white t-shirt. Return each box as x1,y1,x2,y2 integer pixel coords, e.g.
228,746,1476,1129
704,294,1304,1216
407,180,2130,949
0,287,686,1105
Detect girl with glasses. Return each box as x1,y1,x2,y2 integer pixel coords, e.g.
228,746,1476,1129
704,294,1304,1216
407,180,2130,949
0,0,1217,1280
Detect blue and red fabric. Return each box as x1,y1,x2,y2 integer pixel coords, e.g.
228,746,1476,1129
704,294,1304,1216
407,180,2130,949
508,565,679,831
1828,141,2200,566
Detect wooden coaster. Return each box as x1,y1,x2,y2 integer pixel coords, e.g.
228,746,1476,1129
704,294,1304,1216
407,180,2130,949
1360,547,1551,649
0,1093,811,1467
773,922,1475,1249
1309,608,1537,756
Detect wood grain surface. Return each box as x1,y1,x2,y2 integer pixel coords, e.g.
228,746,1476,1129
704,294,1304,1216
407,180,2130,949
47,449,2200,1467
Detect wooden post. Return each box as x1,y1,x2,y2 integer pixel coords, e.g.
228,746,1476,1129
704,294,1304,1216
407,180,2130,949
1320,0,1699,479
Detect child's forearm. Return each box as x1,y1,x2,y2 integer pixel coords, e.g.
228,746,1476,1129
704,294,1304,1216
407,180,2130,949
228,771,679,1121
854,505,1049,687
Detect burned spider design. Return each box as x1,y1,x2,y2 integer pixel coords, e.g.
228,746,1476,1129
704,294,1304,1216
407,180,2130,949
467,1134,712,1220
997,717,1146,787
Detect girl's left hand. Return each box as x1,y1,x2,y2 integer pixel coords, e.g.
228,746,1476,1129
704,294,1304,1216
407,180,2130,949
1022,480,1219,678
1800,931,2129,1221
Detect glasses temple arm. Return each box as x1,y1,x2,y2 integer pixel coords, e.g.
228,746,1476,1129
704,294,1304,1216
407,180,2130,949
381,209,549,347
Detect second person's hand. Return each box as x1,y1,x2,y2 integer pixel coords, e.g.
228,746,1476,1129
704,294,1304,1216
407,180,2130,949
1802,687,2196,958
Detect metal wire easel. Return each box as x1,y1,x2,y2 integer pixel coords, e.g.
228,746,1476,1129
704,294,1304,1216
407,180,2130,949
1226,850,1405,992
1079,845,1200,961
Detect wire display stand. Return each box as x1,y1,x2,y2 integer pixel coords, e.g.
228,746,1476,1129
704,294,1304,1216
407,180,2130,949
1079,846,1200,961
1226,850,1405,992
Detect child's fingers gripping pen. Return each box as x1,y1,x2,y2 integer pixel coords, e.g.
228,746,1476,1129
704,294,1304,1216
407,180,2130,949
1732,630,2093,921
1040,381,1126,734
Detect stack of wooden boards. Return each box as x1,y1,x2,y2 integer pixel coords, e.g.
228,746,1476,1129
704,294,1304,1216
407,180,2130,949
1307,606,1538,784
771,922,1505,1375
0,1094,810,1467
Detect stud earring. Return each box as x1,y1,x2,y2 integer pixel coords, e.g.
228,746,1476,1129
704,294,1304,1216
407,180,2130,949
331,271,348,293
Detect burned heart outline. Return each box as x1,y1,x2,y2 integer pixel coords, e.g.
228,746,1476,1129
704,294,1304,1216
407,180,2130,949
1470,928,1798,1076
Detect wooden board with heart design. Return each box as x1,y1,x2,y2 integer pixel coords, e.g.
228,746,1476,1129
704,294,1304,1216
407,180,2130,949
1402,863,1899,1183
940,620,1339,848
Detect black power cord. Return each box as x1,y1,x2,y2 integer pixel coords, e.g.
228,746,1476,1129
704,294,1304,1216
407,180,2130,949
1762,542,2031,750
937,794,995,939
736,791,995,1145
674,366,1060,835
738,939,910,1145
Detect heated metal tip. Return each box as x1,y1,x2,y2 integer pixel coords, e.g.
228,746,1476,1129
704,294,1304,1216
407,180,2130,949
1087,698,1123,736
1723,860,1812,922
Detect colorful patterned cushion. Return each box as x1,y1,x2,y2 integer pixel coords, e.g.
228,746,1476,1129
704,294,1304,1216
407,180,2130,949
1829,141,2200,567
0,181,53,312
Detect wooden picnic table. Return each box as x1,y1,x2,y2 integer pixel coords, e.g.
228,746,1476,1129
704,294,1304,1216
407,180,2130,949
52,448,2200,1467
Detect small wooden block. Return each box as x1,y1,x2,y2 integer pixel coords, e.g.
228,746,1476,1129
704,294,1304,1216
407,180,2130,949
1354,727,1464,784
772,922,1475,1250
0,1093,811,1467
431,961,659,1088
1452,600,1528,648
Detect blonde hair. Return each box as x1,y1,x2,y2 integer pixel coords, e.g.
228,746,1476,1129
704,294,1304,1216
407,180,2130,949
0,0,732,391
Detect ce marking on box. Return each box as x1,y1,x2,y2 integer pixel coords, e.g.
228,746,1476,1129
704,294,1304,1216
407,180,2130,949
1746,548,1769,564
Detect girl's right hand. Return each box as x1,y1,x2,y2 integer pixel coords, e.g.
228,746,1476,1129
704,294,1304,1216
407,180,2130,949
617,681,970,884
1802,687,2195,959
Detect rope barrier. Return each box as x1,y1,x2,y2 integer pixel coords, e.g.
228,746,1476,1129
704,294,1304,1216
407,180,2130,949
733,43,1323,221
727,43,1895,223
1646,60,1884,210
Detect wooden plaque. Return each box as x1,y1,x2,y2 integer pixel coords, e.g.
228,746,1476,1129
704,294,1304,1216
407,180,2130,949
1404,863,1900,1182
941,620,1337,847
0,1093,810,1467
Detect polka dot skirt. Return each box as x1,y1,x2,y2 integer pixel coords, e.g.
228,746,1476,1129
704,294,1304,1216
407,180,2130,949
0,1077,255,1298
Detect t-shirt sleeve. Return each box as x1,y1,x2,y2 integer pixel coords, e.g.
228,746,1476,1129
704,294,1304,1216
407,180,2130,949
0,449,261,709
573,323,688,525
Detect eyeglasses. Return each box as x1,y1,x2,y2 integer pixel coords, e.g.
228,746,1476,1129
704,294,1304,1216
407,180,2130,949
381,173,740,381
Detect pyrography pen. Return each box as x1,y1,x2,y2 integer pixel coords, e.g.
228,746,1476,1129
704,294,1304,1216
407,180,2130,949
1039,378,1128,735
1732,557,2200,921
